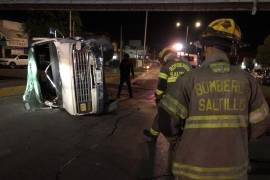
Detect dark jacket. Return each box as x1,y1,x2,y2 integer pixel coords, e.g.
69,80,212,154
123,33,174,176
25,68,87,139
119,57,134,80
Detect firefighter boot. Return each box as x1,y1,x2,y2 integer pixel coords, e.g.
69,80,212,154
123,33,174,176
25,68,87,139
143,128,159,141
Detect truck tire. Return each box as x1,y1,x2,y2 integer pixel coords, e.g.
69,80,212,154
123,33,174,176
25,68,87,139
9,62,16,69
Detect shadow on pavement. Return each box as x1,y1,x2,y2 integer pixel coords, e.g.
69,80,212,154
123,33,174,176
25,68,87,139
138,140,157,180
249,159,270,175
138,140,173,180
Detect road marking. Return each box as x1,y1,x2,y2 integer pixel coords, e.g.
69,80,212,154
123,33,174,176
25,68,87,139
0,85,25,97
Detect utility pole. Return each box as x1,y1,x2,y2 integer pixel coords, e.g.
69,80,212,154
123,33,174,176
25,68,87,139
143,11,148,65
120,25,123,62
72,21,75,37
185,25,189,44
185,25,189,55
69,11,72,38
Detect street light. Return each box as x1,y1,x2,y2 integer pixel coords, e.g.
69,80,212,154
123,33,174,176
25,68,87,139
172,42,184,58
176,20,202,44
172,42,183,51
186,21,202,44
195,21,201,28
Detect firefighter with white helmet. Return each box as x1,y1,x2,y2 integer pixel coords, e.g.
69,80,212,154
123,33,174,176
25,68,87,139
160,18,270,179
143,45,191,140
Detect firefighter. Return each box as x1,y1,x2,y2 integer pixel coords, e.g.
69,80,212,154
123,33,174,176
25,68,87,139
160,18,270,179
143,47,191,141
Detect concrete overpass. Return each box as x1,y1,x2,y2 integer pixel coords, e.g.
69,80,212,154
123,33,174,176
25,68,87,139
0,0,269,11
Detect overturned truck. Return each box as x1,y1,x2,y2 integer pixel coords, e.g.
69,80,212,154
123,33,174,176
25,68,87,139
23,37,116,115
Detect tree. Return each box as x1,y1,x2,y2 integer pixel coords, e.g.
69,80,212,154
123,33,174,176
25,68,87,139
24,11,82,39
257,35,270,66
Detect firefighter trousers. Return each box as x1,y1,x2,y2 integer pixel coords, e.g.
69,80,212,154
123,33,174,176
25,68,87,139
151,106,175,138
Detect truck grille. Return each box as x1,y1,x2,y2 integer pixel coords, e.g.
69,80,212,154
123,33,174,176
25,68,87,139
72,46,93,114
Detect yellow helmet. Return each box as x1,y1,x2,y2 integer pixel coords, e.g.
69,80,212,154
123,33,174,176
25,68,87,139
202,18,241,42
158,47,178,64
158,47,172,59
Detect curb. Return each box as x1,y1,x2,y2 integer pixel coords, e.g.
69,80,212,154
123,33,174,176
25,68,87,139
0,85,25,97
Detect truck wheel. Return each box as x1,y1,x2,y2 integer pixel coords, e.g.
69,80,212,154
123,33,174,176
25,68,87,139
9,62,16,69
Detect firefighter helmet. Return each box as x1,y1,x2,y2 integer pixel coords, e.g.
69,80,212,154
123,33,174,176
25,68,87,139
201,18,242,57
158,47,178,64
164,51,178,62
202,18,241,42
159,47,171,59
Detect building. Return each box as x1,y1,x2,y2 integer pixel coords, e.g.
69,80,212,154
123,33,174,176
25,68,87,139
0,20,28,58
124,40,144,59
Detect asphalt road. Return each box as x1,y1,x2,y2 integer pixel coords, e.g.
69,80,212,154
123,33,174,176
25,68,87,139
0,66,270,180
0,66,174,180
0,68,26,88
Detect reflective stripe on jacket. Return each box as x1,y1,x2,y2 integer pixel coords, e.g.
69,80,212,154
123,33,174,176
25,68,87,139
155,58,190,99
160,58,270,179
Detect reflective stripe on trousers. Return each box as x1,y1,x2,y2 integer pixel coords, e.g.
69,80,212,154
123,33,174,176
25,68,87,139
155,89,164,96
173,161,248,180
150,128,159,136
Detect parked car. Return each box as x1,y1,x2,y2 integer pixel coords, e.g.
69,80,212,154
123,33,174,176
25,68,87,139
143,60,151,70
0,54,28,68
262,69,270,85
251,68,270,85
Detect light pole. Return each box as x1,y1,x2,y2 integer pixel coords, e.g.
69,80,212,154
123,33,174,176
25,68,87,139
69,11,72,38
120,25,123,62
186,25,189,44
143,11,148,65
195,21,201,28
176,20,202,44
186,21,201,44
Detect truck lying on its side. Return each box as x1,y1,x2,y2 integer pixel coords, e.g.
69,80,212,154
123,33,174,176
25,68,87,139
23,36,117,115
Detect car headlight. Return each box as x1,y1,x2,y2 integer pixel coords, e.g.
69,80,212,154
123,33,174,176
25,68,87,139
112,55,117,60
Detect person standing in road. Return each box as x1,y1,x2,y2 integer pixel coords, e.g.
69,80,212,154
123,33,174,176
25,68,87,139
143,49,191,141
160,18,270,179
117,53,134,98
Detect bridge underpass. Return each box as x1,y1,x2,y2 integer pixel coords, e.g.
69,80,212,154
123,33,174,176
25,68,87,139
0,0,270,12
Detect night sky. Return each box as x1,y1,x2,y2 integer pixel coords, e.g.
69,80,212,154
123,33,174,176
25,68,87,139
1,10,270,52
80,11,270,51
